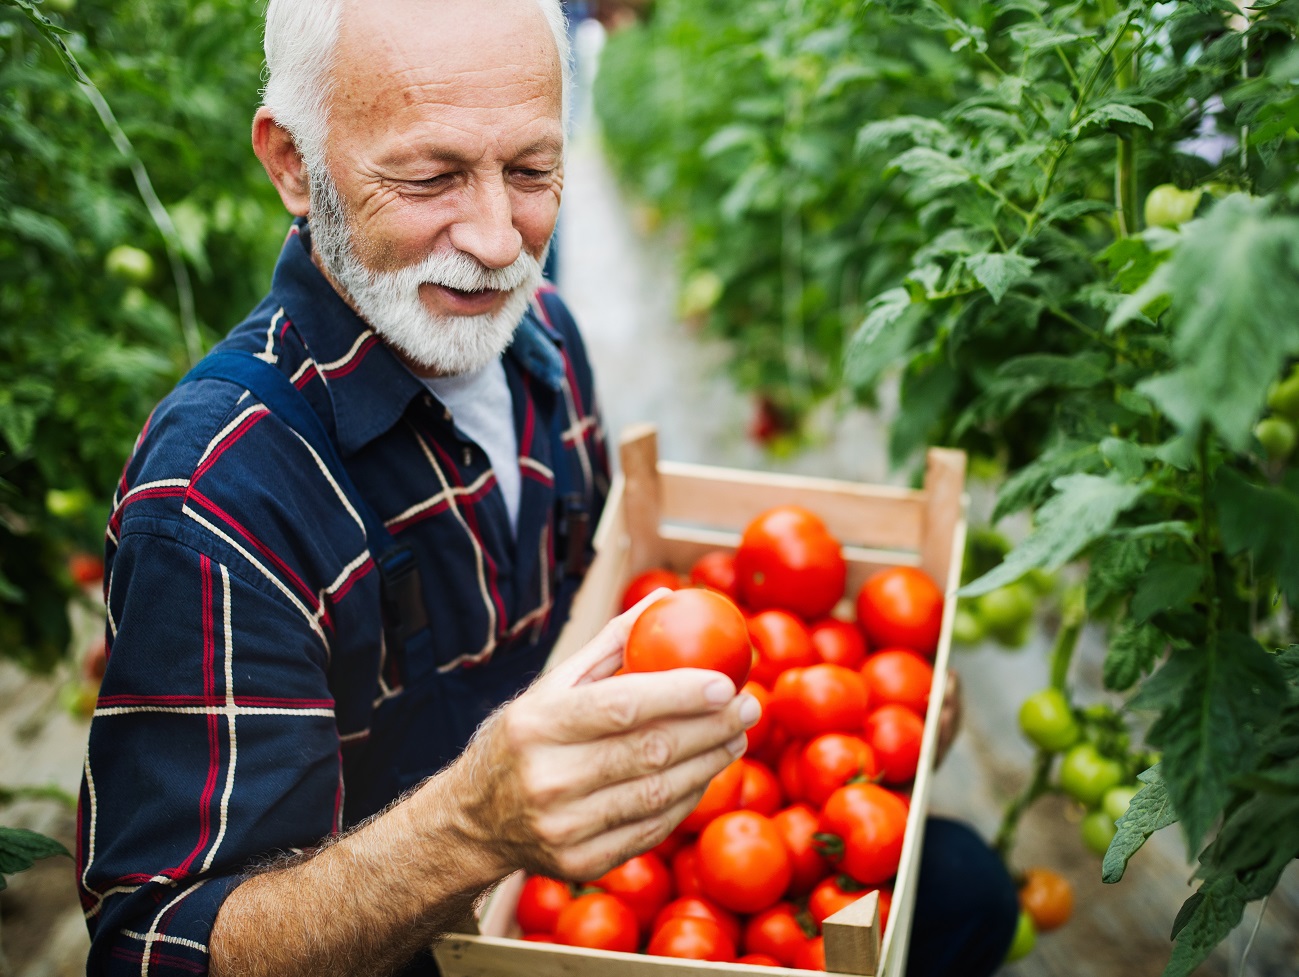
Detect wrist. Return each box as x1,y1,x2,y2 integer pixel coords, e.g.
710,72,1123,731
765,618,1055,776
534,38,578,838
406,753,513,890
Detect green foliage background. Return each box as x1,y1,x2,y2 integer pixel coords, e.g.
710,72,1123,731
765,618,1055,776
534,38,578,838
0,0,286,670
596,0,1299,972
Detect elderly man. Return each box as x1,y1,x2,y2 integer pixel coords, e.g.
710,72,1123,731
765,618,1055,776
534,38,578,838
77,2,756,975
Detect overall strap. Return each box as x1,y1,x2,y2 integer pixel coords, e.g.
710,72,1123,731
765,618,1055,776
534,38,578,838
179,350,424,655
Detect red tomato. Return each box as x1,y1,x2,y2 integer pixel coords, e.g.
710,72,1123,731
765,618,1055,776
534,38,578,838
648,826,689,863
747,610,818,688
864,704,925,784
671,842,704,897
771,803,829,897
743,902,810,967
515,876,573,934
625,589,752,689
798,733,878,808
855,567,944,657
750,718,790,768
735,506,847,620
809,618,868,668
522,932,557,943
690,550,739,601
861,649,934,716
698,811,793,915
554,893,639,952
68,552,105,586
742,681,774,755
621,567,684,613
809,879,893,931
769,664,868,738
738,758,784,816
653,895,742,947
646,915,736,962
593,853,673,937
776,739,807,804
817,783,909,886
680,759,745,833
794,936,826,971
1018,867,1074,932
738,952,782,966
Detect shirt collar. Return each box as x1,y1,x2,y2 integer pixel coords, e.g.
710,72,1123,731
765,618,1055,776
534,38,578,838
271,219,567,457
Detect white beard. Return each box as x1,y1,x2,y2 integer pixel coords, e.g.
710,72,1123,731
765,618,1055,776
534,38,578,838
308,166,546,376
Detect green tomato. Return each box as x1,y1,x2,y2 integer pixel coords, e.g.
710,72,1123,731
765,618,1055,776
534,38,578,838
1080,810,1117,856
1018,688,1080,753
105,245,155,285
45,0,76,11
1025,568,1058,596
1256,417,1297,461
976,583,1036,643
951,605,986,645
1102,784,1140,824
678,269,723,318
1267,369,1299,421
1005,909,1036,962
46,487,92,518
1059,743,1124,807
1143,184,1202,229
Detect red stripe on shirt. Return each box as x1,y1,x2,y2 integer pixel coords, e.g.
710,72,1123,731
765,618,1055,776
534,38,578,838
194,408,269,482
174,556,220,877
320,334,380,379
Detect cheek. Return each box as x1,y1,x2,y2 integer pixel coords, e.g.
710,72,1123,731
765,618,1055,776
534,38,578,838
513,190,561,254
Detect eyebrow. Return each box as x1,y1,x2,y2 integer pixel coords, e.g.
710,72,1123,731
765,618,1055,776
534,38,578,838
380,136,564,170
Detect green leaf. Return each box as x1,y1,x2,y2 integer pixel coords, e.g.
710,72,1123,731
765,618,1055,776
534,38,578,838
1099,437,1146,480
887,147,970,191
992,441,1102,523
1130,556,1202,623
961,474,1145,597
1103,619,1165,691
1070,102,1155,135
1102,765,1178,883
1162,875,1249,977
856,116,951,155
1131,633,1286,853
965,252,1038,303
2,0,88,83
1214,468,1299,607
1124,197,1299,449
845,288,922,389
1,207,76,258
0,826,70,890
1088,535,1153,614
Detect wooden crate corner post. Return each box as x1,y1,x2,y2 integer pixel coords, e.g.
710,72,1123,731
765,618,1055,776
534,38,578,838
619,423,665,573
824,890,882,976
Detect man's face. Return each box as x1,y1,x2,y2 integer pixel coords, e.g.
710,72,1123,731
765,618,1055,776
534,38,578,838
308,0,564,376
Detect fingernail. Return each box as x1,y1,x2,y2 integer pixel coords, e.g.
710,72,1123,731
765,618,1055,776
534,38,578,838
726,733,748,757
704,678,733,705
738,693,762,726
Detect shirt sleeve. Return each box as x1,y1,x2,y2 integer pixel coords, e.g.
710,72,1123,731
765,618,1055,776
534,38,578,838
79,528,343,977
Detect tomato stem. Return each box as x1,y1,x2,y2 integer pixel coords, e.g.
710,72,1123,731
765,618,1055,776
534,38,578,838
993,748,1055,865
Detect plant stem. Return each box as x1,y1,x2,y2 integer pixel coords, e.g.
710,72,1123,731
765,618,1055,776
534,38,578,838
1050,585,1087,692
1198,428,1219,639
994,749,1055,862
0,783,77,808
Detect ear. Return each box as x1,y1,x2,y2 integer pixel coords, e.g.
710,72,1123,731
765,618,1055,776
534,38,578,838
252,107,312,217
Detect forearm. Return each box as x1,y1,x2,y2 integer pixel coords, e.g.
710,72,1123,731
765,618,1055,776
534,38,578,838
209,760,503,977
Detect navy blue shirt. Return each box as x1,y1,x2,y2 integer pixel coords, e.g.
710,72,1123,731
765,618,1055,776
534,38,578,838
76,222,609,976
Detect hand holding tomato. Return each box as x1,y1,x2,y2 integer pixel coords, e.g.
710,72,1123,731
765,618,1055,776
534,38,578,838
451,595,761,882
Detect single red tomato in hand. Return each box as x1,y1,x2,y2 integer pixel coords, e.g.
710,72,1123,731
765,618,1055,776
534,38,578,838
554,893,639,952
742,902,810,967
625,588,752,689
798,733,878,808
794,935,827,971
769,664,868,738
680,759,745,833
856,567,944,657
747,610,818,688
816,783,909,886
738,758,784,817
698,811,793,915
809,618,868,669
647,915,736,962
621,567,684,613
735,506,846,620
771,803,829,897
653,895,742,947
516,876,573,934
690,550,739,601
593,853,673,937
864,704,925,785
860,649,934,717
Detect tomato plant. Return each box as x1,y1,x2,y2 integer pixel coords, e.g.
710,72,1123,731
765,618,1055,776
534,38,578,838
624,588,751,689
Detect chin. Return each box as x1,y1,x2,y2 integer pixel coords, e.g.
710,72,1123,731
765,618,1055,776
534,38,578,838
371,287,531,377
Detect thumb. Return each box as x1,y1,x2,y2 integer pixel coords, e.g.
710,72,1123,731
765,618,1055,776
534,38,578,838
540,587,673,689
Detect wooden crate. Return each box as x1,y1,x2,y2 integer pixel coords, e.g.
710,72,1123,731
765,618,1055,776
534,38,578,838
435,425,968,977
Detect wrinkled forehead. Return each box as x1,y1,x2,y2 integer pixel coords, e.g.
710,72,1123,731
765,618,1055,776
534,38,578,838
328,0,563,135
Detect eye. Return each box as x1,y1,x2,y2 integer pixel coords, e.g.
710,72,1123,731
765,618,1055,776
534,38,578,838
512,167,554,183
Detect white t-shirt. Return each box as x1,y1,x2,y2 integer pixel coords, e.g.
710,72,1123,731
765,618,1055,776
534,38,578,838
422,360,521,536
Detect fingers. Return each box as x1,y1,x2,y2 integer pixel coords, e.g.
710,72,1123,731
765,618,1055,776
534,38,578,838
540,668,745,745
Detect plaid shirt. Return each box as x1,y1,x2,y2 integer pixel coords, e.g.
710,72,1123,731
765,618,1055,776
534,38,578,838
77,222,609,976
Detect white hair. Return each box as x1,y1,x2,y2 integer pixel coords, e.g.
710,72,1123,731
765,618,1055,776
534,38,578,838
262,0,571,166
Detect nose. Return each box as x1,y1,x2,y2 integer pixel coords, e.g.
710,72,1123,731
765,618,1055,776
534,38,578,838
447,175,524,271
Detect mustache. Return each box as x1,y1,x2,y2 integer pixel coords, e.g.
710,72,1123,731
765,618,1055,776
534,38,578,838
390,247,541,294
